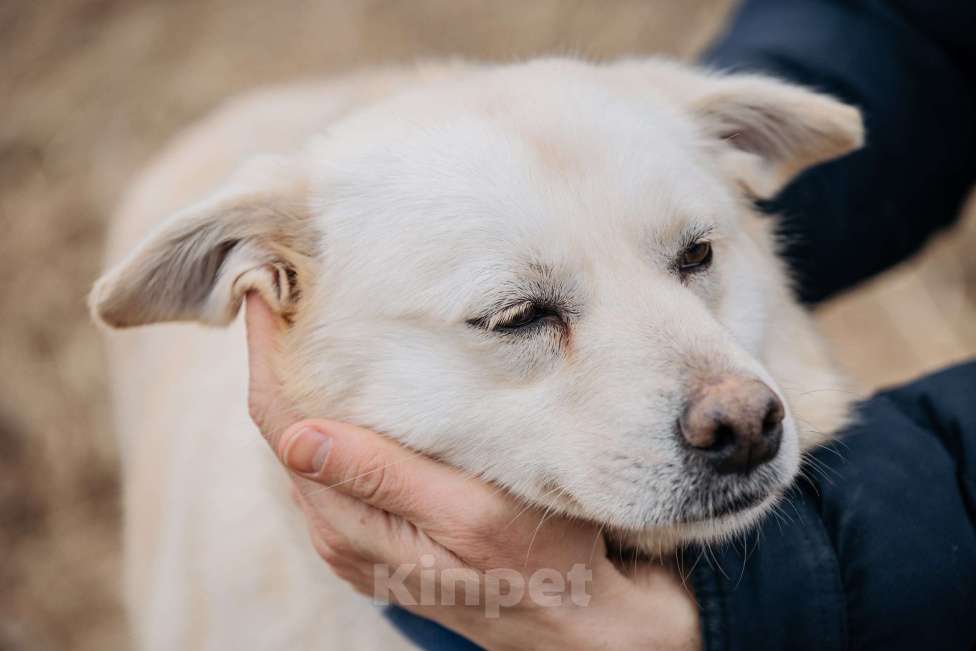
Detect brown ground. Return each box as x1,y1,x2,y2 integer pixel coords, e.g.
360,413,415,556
1,2,973,650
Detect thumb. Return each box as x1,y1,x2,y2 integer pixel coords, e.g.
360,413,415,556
277,418,514,539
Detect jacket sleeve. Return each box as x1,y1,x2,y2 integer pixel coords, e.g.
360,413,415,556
691,361,976,651
703,0,976,304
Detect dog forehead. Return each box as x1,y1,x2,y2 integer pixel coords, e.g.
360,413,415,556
312,62,723,204
306,69,736,312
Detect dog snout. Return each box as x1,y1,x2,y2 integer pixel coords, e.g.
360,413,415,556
679,376,785,474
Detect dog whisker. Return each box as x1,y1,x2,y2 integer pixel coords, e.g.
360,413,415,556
588,523,605,566
704,539,729,580
524,503,556,567
795,467,822,497
503,483,565,530
793,387,861,398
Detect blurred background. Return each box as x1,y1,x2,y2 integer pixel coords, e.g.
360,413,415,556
1,1,973,649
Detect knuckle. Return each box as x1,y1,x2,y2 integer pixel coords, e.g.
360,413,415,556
334,567,371,596
310,534,336,564
466,512,509,546
246,395,267,430
317,544,354,570
444,514,522,567
452,533,501,567
310,528,355,566
330,563,354,582
247,392,277,434
349,452,398,505
320,531,353,559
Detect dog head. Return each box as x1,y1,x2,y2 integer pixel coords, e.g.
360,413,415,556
92,59,861,549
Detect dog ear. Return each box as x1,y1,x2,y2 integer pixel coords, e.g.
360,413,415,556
688,73,864,198
91,155,316,328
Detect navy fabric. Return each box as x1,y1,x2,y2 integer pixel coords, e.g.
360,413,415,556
382,605,481,650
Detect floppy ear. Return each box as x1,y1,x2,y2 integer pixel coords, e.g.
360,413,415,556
689,73,864,198
91,155,317,328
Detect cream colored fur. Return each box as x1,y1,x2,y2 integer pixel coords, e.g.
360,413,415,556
93,58,862,649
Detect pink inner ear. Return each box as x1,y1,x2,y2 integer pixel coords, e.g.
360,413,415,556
721,131,744,147
700,88,831,171
722,129,765,159
718,119,788,161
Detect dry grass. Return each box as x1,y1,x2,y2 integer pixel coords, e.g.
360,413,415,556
0,2,972,650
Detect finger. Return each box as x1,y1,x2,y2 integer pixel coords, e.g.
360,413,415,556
293,478,373,561
294,473,384,559
284,422,599,574
301,515,375,596
293,473,459,573
244,292,300,448
277,419,513,538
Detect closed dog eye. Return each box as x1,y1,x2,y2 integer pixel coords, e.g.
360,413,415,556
467,300,564,333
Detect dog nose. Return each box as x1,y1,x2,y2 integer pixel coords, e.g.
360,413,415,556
679,376,785,474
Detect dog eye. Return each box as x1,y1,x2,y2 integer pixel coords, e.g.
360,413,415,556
678,241,713,273
498,304,552,329
469,302,561,332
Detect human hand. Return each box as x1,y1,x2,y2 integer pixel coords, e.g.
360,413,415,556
244,293,701,650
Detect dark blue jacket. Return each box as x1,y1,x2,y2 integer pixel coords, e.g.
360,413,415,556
384,1,976,648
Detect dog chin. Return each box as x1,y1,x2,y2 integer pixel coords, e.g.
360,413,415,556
605,491,783,559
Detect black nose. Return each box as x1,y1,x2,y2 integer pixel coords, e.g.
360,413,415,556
679,376,785,474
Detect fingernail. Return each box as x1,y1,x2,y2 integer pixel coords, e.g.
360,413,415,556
283,427,332,474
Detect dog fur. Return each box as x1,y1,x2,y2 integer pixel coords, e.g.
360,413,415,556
92,58,861,649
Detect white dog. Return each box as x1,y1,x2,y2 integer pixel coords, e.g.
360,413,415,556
92,58,861,649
